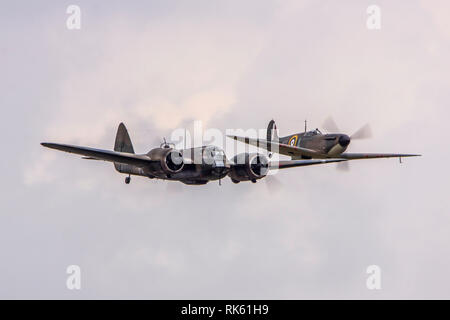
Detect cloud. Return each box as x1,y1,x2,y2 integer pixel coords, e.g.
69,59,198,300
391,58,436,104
421,0,450,38
41,9,266,144
26,5,266,186
23,152,58,186
3,0,450,299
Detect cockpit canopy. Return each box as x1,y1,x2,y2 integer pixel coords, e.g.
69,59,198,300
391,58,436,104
203,146,226,166
305,128,322,137
182,145,226,165
204,145,225,159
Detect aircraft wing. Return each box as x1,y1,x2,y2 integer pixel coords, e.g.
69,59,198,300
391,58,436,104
270,158,347,169
41,143,155,167
227,135,323,158
227,136,421,161
338,153,421,160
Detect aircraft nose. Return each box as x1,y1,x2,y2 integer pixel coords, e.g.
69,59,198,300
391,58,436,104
338,135,351,147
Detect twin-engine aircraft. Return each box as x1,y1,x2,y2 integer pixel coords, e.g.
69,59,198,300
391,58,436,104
228,118,420,170
41,123,346,185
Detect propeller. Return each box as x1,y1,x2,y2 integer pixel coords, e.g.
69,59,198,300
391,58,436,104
322,116,372,172
350,123,372,140
336,161,350,171
323,116,372,140
264,173,283,192
250,155,269,176
323,116,340,133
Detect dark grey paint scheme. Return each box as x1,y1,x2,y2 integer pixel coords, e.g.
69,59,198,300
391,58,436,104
41,123,346,185
229,119,421,162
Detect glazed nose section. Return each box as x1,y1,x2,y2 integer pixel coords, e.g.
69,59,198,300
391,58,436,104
338,134,351,147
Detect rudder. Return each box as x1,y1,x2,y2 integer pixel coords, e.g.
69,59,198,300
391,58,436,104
266,119,279,152
114,123,136,174
114,123,134,153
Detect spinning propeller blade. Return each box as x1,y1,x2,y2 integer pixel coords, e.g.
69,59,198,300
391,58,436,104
351,123,372,140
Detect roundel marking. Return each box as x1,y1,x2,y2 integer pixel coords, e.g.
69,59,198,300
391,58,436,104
288,135,298,146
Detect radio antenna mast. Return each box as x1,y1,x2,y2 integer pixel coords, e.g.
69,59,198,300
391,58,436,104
304,120,307,133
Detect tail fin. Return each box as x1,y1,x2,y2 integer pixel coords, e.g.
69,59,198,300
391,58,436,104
114,123,135,174
266,119,279,152
267,119,279,141
114,123,134,153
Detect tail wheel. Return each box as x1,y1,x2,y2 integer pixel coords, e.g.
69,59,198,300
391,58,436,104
125,176,131,184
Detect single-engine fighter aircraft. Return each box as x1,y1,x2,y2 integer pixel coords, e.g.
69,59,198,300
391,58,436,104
227,118,420,170
41,123,347,185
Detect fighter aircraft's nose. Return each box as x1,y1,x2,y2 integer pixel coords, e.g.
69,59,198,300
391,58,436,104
339,135,351,147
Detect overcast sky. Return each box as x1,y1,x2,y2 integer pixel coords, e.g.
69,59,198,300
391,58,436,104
1,0,449,299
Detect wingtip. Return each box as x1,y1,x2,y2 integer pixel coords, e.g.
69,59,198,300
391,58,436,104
41,142,59,149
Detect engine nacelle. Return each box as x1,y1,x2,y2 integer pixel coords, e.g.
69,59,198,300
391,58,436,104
228,153,269,183
147,148,184,174
163,150,184,173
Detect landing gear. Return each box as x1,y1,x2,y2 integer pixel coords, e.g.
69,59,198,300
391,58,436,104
125,175,131,184
251,179,257,183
